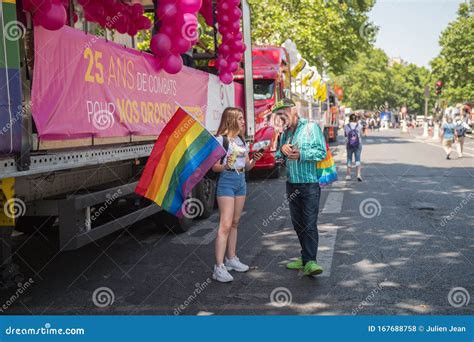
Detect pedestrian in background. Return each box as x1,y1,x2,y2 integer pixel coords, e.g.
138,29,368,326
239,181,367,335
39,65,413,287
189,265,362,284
454,115,470,158
344,114,363,181
440,116,455,160
274,99,327,276
211,107,263,283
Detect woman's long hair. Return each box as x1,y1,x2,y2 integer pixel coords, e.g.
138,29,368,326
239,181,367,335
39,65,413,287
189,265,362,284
216,107,245,141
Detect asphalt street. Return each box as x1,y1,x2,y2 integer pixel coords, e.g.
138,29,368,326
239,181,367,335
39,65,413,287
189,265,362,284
2,129,473,315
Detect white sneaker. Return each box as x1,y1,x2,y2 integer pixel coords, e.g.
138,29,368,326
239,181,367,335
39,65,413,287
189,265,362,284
225,256,249,272
212,264,233,283
345,175,351,181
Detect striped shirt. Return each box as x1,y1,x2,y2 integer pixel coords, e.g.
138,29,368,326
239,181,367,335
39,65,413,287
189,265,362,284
276,118,327,184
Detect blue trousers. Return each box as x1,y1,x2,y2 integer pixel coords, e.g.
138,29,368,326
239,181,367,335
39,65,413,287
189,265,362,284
286,182,321,264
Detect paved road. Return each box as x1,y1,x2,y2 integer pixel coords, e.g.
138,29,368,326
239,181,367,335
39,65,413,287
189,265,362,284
2,129,473,315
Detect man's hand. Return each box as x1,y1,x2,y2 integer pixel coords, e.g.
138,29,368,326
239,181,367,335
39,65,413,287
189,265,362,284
280,144,294,157
287,150,300,160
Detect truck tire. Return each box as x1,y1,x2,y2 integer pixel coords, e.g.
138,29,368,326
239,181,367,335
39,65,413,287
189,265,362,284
160,211,193,233
15,216,56,234
193,177,216,219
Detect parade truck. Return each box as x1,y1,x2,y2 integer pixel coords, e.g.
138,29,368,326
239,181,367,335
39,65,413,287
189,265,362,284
234,46,291,178
321,88,342,143
0,0,255,280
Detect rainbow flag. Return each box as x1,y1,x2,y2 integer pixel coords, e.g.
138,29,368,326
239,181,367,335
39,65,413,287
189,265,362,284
135,107,226,217
316,143,338,187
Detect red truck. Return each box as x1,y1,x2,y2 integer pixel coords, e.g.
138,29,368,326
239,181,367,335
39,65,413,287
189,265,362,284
235,46,291,178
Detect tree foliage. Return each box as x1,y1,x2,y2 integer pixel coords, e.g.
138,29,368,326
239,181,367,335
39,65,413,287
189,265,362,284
334,48,433,115
430,0,474,103
247,0,377,74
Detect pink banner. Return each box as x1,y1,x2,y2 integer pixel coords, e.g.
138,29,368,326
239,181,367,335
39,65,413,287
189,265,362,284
32,26,211,140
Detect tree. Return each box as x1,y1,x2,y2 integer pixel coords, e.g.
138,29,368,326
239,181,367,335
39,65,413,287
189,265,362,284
390,63,432,116
247,0,377,74
332,48,392,110
333,48,433,115
430,0,474,103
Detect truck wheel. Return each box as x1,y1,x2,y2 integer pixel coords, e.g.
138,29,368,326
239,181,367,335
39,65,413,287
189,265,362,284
193,178,216,219
15,216,56,234
160,211,193,233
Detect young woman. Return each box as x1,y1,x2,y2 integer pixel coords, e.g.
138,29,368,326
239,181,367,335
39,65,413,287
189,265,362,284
440,116,455,159
211,107,263,283
344,113,363,181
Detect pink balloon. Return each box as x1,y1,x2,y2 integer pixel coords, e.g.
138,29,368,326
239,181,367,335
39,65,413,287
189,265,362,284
161,24,178,37
216,57,228,70
113,1,124,14
217,14,230,25
102,0,114,8
227,61,239,72
34,0,52,14
199,2,213,26
218,43,231,56
227,0,240,6
219,72,233,84
179,0,202,13
162,54,183,74
85,2,105,22
136,16,152,30
23,0,33,11
131,3,143,19
128,23,138,36
183,23,199,43
234,32,243,40
151,33,172,56
156,3,178,22
217,1,231,13
229,7,241,21
221,31,235,44
230,20,240,33
229,52,242,62
114,14,129,34
38,2,66,30
218,24,229,35
171,35,191,54
232,39,244,52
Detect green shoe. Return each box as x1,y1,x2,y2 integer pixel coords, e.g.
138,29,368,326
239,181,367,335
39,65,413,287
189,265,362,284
286,258,304,270
303,261,323,276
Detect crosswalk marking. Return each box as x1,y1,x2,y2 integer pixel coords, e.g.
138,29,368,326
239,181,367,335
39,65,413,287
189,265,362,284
322,192,344,214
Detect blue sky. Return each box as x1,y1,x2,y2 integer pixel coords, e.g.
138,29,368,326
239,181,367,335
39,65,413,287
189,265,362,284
368,0,465,68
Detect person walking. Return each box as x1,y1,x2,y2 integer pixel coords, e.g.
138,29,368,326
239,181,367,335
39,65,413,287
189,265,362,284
454,115,470,158
440,116,456,159
274,99,327,276
211,107,263,283
344,113,363,181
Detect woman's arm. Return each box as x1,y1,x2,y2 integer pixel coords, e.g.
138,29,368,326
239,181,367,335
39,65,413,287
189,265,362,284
212,161,227,173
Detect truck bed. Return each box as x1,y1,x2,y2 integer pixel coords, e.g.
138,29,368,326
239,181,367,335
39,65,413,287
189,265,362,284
0,142,154,180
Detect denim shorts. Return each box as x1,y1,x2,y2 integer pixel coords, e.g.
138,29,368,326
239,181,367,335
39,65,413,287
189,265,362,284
347,145,362,167
216,171,247,197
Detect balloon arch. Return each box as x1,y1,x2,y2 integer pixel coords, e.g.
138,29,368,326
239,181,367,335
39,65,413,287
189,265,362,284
23,0,245,81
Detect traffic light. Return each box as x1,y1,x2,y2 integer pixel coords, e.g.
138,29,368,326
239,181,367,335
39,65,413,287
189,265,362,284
435,80,443,96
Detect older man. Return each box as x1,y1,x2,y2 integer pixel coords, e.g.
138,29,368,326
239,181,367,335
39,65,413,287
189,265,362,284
274,99,327,276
